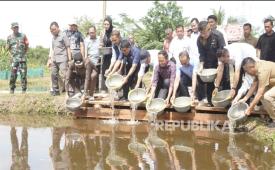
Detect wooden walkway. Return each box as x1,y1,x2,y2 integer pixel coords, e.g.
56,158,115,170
73,97,266,124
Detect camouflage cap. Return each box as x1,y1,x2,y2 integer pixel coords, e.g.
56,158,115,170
11,22,19,28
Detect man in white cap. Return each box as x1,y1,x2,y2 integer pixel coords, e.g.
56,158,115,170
64,20,85,60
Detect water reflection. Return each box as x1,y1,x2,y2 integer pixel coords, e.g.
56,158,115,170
1,120,275,170
10,127,30,170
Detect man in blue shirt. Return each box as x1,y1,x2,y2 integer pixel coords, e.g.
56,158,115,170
108,39,141,100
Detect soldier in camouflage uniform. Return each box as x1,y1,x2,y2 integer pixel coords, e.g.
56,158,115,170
6,22,29,94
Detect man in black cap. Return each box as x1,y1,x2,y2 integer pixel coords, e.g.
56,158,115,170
65,53,98,100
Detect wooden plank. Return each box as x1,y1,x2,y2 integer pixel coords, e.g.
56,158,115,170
75,107,228,124
195,105,227,112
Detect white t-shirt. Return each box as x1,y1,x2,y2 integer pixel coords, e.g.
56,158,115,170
169,36,191,64
137,50,159,77
223,42,258,70
189,32,200,59
236,73,255,98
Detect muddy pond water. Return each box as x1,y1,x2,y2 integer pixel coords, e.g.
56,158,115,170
0,119,274,170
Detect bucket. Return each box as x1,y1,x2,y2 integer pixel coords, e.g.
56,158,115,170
198,69,217,82
146,98,166,114
105,74,124,90
212,90,232,107
227,102,248,124
128,88,147,104
172,96,191,113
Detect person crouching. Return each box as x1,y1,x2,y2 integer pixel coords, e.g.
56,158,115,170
65,53,98,100
149,50,176,105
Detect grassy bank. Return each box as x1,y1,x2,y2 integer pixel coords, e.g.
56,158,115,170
0,93,73,127
240,117,275,150
0,93,69,115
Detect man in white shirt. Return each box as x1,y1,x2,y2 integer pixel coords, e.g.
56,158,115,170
84,26,100,65
169,25,190,65
134,49,159,90
104,30,122,76
189,18,200,62
213,43,258,99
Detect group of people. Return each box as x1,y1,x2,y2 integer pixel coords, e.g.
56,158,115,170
5,14,275,127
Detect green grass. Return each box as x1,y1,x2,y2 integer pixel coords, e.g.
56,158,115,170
0,93,70,115
243,117,275,150
0,67,51,91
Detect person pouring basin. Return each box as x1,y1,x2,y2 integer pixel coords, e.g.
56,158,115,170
240,57,275,128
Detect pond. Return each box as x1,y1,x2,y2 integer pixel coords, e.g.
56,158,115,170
0,119,274,170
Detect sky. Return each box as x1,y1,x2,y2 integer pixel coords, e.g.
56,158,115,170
0,1,275,48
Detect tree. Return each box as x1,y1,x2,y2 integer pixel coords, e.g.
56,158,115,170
74,15,95,37
135,1,188,50
27,46,49,68
251,26,262,38
112,13,142,38
211,6,225,25
227,16,246,25
0,39,10,71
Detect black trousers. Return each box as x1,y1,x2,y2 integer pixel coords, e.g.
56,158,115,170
101,54,112,91
176,73,192,97
197,64,230,103
155,77,170,99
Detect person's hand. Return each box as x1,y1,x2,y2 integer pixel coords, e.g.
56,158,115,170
245,106,253,116
232,95,241,105
170,95,176,105
134,84,139,89
165,97,170,106
104,69,110,77
147,94,153,104
198,65,203,74
122,76,129,85
47,58,52,68
229,89,236,99
191,94,196,105
212,87,219,97
238,97,248,104
65,93,69,101
81,94,86,103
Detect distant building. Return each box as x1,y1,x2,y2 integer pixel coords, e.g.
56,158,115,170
223,24,243,44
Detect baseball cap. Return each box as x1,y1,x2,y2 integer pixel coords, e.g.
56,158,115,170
11,22,19,28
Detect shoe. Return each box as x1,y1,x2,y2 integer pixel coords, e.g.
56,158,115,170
207,103,214,107
267,122,275,128
10,89,14,94
119,96,127,101
88,96,94,101
51,91,60,96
